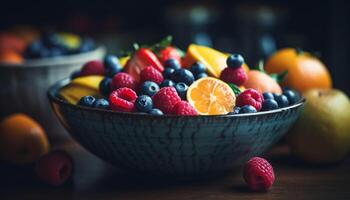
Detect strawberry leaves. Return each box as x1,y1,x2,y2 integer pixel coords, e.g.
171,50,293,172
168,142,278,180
228,83,241,96
256,60,288,83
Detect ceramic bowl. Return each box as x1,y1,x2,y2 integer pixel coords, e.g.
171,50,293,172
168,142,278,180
0,47,106,142
48,78,304,178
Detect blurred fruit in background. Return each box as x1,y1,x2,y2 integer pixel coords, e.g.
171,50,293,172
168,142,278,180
243,70,282,94
0,32,27,53
10,25,40,44
287,89,350,163
265,48,332,93
0,114,50,164
0,50,23,64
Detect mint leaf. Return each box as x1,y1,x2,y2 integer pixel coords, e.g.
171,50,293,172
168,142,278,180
228,83,241,96
270,70,288,83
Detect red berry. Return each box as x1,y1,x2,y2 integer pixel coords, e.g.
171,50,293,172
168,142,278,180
243,157,275,191
172,101,198,116
159,46,182,65
35,150,73,186
140,66,164,84
80,60,105,76
220,67,248,86
152,87,181,114
111,72,137,91
236,89,264,111
109,87,137,112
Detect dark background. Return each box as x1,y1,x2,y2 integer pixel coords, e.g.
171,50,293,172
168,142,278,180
1,0,349,94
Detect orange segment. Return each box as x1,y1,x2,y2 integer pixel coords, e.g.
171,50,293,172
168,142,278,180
182,44,249,78
187,77,236,115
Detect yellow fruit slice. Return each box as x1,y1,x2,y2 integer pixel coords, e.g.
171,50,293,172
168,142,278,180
70,75,104,90
183,44,249,78
58,32,81,49
187,77,236,115
119,56,130,68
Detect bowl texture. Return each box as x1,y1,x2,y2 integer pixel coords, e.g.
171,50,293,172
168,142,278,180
0,47,105,142
48,78,305,178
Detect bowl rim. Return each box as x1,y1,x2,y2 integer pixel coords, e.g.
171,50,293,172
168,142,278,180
47,77,306,119
0,46,106,68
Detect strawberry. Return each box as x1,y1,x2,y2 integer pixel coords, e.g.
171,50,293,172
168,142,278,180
124,48,164,82
158,46,182,66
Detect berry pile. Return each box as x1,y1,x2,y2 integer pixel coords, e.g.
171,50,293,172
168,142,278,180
70,39,300,116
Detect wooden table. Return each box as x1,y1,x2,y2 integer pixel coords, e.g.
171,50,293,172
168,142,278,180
1,141,350,200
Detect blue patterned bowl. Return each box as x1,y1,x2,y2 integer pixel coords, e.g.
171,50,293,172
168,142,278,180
48,78,304,178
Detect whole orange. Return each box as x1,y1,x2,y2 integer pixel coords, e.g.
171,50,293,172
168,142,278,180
243,70,282,94
265,48,332,93
0,114,50,164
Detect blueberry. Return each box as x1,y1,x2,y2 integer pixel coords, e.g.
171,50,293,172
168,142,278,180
38,48,50,58
149,108,163,115
239,105,257,113
164,58,181,70
25,40,42,58
263,92,275,100
135,95,153,112
190,62,206,76
226,54,244,68
163,67,175,79
104,55,122,77
160,79,175,88
70,70,81,79
274,94,289,108
140,81,159,96
195,72,208,80
228,107,241,115
99,77,112,97
171,69,195,85
282,89,298,105
261,99,279,111
78,96,96,107
79,37,95,53
175,82,188,100
93,99,109,109
47,48,63,57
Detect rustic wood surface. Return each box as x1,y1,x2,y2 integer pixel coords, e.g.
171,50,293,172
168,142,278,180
0,141,349,200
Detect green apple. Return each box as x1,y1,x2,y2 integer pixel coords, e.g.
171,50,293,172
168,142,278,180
287,89,350,163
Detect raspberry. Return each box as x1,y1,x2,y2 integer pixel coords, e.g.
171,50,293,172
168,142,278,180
80,60,105,76
140,66,164,84
109,87,137,112
35,150,73,186
236,89,264,111
219,67,248,86
111,72,137,91
152,87,181,114
172,101,198,115
243,157,275,191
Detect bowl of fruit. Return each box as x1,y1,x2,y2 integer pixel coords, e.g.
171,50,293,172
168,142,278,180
48,37,304,178
0,31,105,141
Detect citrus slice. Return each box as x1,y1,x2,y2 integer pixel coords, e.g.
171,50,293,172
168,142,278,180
182,44,249,78
187,77,236,115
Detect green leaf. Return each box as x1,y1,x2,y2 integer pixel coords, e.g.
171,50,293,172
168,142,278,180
133,43,140,51
150,35,173,52
270,70,288,83
228,83,241,96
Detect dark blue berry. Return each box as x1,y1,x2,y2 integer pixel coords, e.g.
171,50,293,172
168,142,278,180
93,99,109,109
135,95,153,112
171,69,195,85
140,81,159,97
261,99,279,111
226,54,244,68
47,48,63,57
274,94,289,108
70,70,81,79
190,62,206,76
228,107,241,115
104,55,122,77
164,59,181,70
160,79,175,88
149,108,163,115
78,96,96,107
195,73,208,80
99,78,112,97
175,82,188,100
239,105,257,113
79,37,95,53
282,89,298,105
25,40,43,58
38,48,50,58
263,92,275,100
163,67,175,79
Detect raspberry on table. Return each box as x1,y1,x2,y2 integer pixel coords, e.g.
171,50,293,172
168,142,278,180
152,87,181,114
80,60,105,76
243,157,275,191
111,72,137,91
172,100,198,116
109,87,138,112
236,89,264,111
220,67,248,86
140,66,164,84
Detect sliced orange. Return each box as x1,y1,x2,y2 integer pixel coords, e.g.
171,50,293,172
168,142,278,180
187,77,236,115
182,44,249,78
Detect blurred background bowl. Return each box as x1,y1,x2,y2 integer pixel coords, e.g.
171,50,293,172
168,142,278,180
0,46,106,142
48,78,305,178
